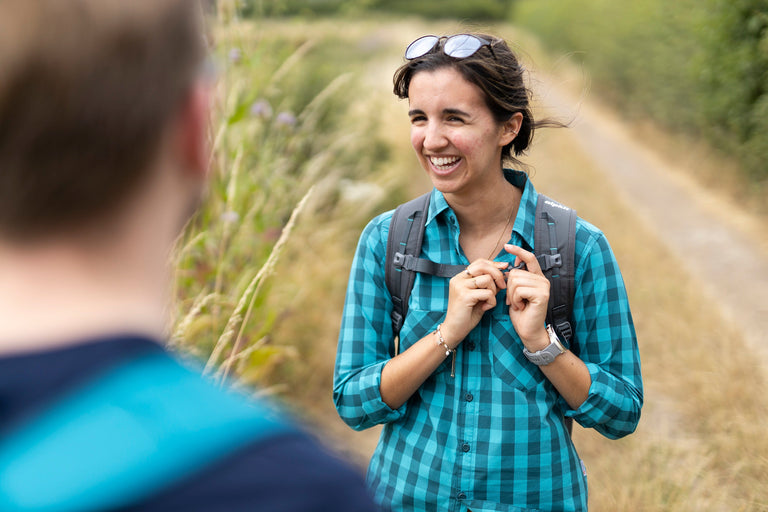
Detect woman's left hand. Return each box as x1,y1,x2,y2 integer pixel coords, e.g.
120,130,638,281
504,244,550,345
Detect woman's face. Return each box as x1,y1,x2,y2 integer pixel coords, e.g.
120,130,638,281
408,66,517,197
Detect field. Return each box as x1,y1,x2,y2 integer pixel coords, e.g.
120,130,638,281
170,14,768,511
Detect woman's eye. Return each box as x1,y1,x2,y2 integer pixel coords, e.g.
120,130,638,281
410,115,426,124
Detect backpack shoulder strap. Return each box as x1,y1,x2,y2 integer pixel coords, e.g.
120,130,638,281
0,352,291,512
385,193,430,354
534,194,578,436
385,193,466,354
534,194,577,345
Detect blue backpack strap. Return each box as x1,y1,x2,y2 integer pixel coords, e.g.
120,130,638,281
0,352,291,512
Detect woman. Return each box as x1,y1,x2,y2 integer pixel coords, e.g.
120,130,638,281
334,33,643,511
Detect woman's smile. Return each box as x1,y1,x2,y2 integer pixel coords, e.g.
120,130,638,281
428,155,462,173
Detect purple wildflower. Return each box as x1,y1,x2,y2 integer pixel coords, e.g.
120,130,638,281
228,48,242,64
275,111,297,128
250,99,273,119
220,211,240,224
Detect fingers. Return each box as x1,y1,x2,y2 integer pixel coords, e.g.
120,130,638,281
465,259,509,289
507,284,543,311
504,244,543,276
449,266,498,313
505,268,550,310
466,274,499,311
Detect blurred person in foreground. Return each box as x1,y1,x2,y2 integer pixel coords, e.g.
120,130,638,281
0,1,377,510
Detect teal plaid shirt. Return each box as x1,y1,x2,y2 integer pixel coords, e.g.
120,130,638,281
334,170,643,512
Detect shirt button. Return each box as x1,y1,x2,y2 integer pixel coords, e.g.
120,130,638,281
457,492,467,500
461,443,471,452
466,341,476,351
465,393,474,402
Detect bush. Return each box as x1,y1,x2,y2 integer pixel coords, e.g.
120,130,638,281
513,0,768,185
243,0,514,20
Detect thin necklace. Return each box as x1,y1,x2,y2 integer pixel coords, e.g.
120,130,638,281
487,206,515,260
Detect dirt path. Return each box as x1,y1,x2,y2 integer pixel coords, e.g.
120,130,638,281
537,82,768,367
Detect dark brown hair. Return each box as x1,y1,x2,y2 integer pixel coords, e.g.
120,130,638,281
394,34,558,166
0,0,206,240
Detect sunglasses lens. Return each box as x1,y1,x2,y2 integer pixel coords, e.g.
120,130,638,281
405,35,439,59
444,35,484,58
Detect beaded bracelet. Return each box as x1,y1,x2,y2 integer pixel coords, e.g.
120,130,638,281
434,324,454,356
435,324,457,377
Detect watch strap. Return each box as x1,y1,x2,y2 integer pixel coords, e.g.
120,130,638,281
523,325,566,366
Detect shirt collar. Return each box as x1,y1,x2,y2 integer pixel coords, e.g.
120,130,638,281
425,169,539,250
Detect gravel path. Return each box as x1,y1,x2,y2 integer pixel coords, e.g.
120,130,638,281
540,83,768,368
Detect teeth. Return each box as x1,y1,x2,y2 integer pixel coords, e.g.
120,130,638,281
430,156,460,167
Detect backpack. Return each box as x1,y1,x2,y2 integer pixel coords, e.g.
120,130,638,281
384,191,577,358
0,352,290,511
384,192,578,434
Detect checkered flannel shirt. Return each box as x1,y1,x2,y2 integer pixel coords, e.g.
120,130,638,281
334,170,643,511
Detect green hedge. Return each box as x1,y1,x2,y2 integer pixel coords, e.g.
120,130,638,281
245,0,513,20
514,0,768,184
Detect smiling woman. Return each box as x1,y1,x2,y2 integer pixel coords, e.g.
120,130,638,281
334,33,643,512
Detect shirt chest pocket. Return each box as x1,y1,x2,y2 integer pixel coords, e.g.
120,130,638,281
488,311,545,392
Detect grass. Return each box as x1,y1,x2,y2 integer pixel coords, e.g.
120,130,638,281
170,13,768,512
169,16,397,391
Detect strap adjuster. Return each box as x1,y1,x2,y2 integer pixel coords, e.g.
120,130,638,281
555,320,573,344
537,253,562,272
393,252,407,269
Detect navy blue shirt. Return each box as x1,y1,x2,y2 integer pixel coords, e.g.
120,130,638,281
0,336,377,511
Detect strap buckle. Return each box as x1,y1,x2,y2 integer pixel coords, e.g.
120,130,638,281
537,253,562,272
554,320,573,344
393,252,408,270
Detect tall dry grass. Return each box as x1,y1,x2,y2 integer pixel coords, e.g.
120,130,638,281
169,16,397,393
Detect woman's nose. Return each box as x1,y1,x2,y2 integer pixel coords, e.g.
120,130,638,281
423,123,447,151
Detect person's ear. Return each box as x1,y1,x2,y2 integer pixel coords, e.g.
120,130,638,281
499,112,523,147
174,80,212,179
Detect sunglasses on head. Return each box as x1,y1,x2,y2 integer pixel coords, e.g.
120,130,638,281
404,34,494,60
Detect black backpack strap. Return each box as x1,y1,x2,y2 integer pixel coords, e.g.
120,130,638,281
385,193,430,354
534,194,577,345
534,194,577,436
385,193,466,355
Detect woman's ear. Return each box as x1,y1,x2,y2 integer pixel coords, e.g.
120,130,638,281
499,112,524,147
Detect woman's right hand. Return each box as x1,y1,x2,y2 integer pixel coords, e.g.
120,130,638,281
441,259,509,346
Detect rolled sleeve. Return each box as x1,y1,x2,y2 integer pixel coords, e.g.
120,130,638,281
335,360,406,430
333,214,406,431
562,224,643,439
564,362,642,439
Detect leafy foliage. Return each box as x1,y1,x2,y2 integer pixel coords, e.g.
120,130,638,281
514,0,768,184
243,0,514,20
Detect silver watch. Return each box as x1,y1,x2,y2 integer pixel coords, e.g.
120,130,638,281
523,325,567,366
